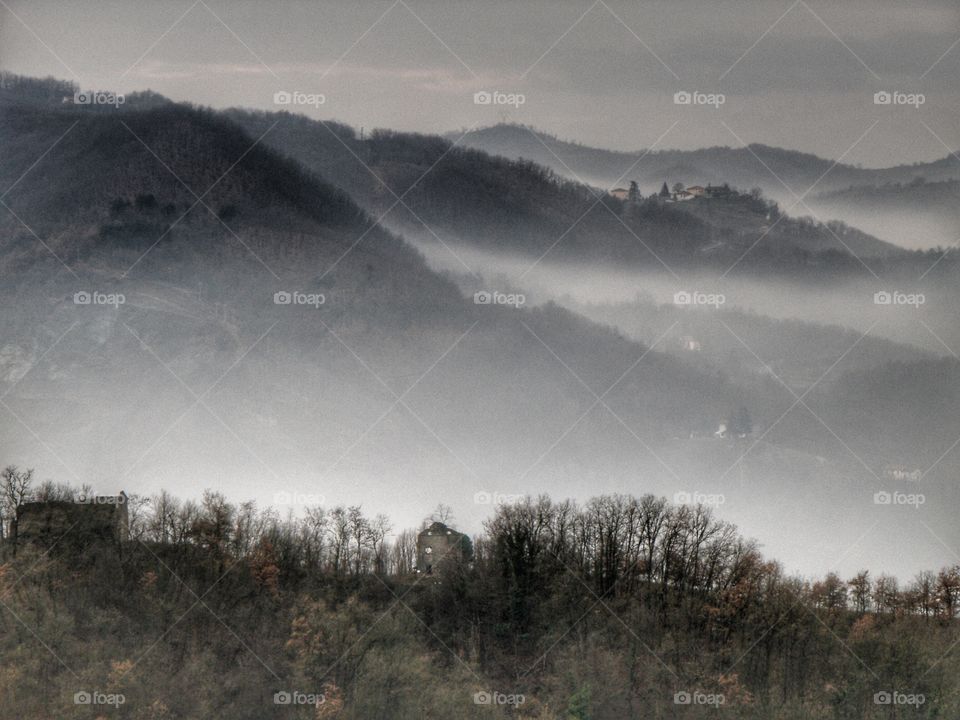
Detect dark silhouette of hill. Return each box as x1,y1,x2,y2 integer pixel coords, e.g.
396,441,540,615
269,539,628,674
2,77,958,581
1,78,795,514
227,110,905,274
454,123,960,203
0,478,958,720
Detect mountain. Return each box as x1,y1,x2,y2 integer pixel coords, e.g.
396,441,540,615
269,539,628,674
2,77,958,578
227,110,905,274
561,295,960,465
452,124,960,238
0,80,793,533
563,296,930,392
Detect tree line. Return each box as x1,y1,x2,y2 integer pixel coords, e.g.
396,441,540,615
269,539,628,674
2,464,958,718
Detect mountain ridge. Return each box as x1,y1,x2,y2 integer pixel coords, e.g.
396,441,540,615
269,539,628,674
450,123,960,197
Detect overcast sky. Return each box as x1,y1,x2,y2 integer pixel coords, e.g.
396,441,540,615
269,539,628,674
2,0,958,166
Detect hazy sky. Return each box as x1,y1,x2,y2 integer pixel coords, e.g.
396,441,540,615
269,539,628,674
2,0,958,166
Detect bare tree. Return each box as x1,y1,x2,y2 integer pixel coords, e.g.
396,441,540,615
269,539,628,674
347,506,370,575
147,489,181,543
430,503,454,525
369,513,392,575
0,465,33,540
390,528,418,575
328,507,350,576
848,571,871,613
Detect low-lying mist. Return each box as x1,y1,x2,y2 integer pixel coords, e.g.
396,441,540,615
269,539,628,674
409,236,959,354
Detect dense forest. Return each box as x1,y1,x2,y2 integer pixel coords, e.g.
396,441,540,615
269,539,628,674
1,467,957,719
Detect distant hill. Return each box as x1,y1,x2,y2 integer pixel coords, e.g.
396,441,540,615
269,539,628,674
227,110,905,274
554,293,959,466
2,79,794,510
1,77,958,578
565,296,930,393
0,71,172,112
808,179,960,250
452,124,960,226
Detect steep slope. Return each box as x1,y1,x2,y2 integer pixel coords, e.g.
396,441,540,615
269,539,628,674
1,85,791,524
564,296,930,392
3,79,957,575
227,110,902,274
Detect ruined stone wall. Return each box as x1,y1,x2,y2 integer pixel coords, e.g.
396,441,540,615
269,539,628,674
14,496,127,551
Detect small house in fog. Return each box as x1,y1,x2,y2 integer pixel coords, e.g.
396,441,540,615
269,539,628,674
686,185,706,197
679,335,702,352
416,521,469,575
609,187,629,200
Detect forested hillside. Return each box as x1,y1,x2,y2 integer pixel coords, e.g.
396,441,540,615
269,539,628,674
454,124,960,204
1,475,958,719
1,77,802,529
228,110,915,275
2,78,958,581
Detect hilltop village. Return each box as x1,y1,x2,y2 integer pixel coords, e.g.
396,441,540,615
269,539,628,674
610,181,739,203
